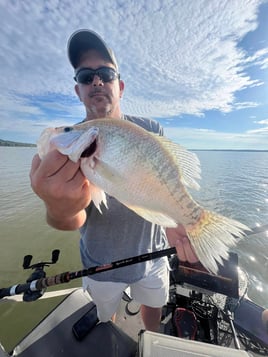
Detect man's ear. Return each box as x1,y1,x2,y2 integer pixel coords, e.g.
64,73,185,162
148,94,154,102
75,84,82,101
119,80,125,98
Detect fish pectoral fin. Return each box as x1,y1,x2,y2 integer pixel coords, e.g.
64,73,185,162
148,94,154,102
125,204,177,227
90,184,108,213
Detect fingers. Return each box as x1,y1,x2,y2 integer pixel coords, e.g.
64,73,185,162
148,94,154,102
31,150,81,185
175,237,199,264
30,150,92,230
30,151,66,182
262,309,268,329
166,225,199,264
30,154,41,177
71,169,91,198
41,150,77,179
30,149,90,202
30,154,43,193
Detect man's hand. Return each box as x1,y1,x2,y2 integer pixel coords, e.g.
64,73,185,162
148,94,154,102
166,225,199,264
30,150,91,230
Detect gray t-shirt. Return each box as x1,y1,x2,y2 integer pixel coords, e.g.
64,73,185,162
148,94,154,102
79,115,168,283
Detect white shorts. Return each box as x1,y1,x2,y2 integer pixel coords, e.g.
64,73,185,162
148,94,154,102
82,258,169,322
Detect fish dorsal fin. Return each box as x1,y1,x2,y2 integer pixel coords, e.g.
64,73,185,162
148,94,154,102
153,134,201,191
124,204,177,228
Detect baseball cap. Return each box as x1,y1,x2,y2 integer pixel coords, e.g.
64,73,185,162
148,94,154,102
67,29,119,71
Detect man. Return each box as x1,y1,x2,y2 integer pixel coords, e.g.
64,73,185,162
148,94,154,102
30,29,198,332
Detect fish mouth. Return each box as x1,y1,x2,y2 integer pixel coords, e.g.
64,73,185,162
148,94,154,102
80,138,97,158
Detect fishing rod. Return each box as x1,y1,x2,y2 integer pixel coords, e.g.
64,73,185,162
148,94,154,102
0,222,266,301
0,247,176,301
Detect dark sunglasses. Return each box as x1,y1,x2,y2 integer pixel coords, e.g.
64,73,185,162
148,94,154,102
74,66,120,84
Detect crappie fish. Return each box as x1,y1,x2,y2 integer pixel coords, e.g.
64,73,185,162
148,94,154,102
38,118,249,273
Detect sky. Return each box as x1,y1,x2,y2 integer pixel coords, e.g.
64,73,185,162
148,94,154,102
0,0,268,150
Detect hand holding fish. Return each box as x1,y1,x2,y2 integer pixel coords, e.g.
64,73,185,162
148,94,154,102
166,226,199,264
30,150,91,230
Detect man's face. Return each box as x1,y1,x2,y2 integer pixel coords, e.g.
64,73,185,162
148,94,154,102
75,49,124,120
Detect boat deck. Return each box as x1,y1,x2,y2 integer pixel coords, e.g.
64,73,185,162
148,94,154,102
8,289,267,357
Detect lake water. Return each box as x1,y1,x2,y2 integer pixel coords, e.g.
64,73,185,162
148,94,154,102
0,147,268,351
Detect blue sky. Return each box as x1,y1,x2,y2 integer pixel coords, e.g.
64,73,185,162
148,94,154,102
0,0,267,149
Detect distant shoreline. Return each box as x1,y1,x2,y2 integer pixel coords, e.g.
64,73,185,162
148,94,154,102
0,139,266,152
0,139,36,147
192,149,268,152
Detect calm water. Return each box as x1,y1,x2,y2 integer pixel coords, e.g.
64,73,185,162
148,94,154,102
0,147,268,351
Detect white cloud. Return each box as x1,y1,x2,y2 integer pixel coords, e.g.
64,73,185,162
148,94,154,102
164,126,268,150
255,118,268,124
243,48,268,69
247,126,268,134
0,0,267,147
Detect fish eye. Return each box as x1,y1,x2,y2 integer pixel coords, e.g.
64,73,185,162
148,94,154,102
64,127,73,132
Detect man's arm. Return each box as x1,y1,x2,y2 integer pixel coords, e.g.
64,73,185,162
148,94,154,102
166,225,199,263
30,150,92,231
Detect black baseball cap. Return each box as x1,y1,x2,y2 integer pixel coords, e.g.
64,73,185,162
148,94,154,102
67,29,119,71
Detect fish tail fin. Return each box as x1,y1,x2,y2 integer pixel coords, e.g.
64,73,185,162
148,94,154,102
185,210,249,274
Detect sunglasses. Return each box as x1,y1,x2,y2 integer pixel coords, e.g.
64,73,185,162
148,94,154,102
74,67,120,84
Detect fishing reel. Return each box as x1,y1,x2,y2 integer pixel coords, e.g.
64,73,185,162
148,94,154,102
22,249,60,302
